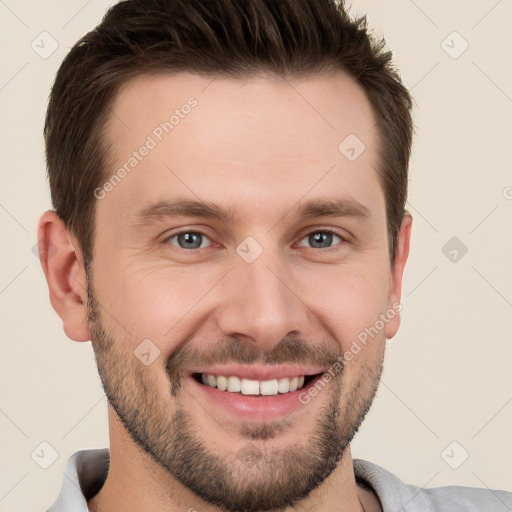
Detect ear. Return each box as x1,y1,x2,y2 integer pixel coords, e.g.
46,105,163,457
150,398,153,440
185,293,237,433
37,210,91,342
385,212,412,340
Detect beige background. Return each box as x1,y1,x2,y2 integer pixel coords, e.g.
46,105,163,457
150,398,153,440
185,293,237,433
1,0,511,510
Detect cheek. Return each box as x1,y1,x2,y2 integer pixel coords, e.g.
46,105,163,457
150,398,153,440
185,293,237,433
298,263,390,351
96,261,225,347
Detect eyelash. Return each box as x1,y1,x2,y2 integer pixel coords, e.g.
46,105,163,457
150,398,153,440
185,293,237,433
163,229,346,252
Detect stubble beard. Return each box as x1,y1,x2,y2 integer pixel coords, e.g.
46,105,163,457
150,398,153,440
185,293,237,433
86,278,383,512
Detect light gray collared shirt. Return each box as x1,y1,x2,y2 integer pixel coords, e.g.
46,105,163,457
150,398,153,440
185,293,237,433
47,448,512,511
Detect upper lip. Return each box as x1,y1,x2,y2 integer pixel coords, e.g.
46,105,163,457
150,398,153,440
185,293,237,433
187,364,326,381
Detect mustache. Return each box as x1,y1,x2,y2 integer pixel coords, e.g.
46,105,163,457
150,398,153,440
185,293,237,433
166,336,343,394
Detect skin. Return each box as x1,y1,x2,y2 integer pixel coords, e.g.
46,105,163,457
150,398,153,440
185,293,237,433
38,71,412,512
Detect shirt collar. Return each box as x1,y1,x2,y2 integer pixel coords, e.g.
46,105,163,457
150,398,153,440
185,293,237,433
47,449,109,512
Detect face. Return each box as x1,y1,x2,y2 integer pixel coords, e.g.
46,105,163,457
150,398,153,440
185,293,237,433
85,71,407,512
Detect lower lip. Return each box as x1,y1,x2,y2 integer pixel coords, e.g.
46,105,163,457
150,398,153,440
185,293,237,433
188,375,322,421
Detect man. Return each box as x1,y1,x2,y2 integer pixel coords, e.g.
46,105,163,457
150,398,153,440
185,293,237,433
38,0,511,511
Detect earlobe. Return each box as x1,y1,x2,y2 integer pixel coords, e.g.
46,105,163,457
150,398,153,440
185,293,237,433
37,210,91,342
385,213,412,340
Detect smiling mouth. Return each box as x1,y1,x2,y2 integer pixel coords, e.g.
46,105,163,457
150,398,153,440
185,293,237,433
192,372,322,396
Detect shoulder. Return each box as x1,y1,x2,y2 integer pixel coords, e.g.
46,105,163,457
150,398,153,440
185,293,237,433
353,458,512,511
423,484,512,511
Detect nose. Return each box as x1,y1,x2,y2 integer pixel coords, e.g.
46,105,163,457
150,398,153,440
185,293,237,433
214,247,309,352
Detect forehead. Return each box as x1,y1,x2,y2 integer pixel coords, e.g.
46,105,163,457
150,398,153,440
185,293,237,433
107,70,377,155
100,71,382,225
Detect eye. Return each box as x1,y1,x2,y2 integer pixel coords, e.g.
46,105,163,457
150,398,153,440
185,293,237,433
297,230,343,249
166,231,212,250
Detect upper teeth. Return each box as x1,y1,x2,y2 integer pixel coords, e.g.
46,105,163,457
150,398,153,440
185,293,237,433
200,374,306,395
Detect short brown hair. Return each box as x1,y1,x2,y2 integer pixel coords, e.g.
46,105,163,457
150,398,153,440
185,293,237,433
44,0,413,268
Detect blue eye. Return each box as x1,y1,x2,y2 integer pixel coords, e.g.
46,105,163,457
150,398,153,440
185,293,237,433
167,231,211,250
297,231,343,249
165,230,343,252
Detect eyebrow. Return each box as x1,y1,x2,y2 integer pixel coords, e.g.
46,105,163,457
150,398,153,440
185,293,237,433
294,198,371,220
130,199,239,226
129,197,371,227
